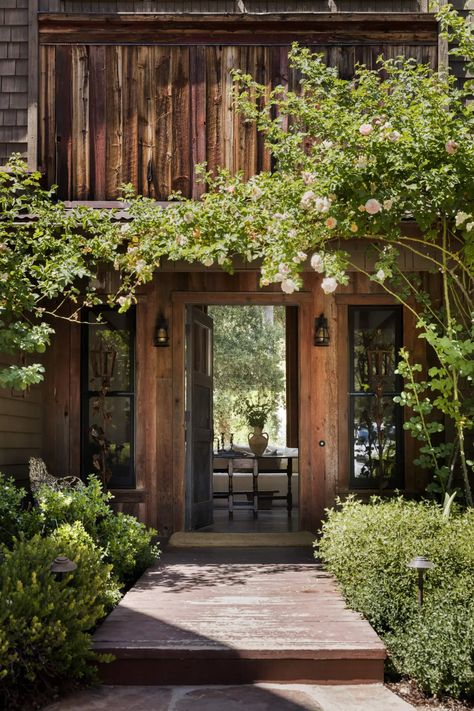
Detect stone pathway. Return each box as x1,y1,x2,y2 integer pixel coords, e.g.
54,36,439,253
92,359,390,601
44,682,415,710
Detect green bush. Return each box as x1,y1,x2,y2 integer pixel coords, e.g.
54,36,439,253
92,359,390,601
316,497,474,699
96,512,159,585
0,474,39,548
35,476,159,585
0,522,120,709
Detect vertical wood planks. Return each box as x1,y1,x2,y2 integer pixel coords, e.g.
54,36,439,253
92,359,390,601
55,45,72,199
39,45,56,184
89,46,107,200
171,47,191,196
71,46,90,200
154,47,172,200
190,46,207,199
106,46,123,199
122,46,139,188
206,45,222,178
40,42,439,200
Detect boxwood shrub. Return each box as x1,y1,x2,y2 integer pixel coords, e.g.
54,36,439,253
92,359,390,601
0,522,120,710
30,476,160,586
316,497,474,700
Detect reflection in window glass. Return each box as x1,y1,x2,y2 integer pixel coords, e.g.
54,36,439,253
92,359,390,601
349,307,403,488
82,309,135,489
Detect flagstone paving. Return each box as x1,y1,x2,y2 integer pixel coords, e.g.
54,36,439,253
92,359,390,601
44,682,415,710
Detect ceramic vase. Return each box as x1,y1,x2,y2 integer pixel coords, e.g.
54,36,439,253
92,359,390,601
248,426,269,457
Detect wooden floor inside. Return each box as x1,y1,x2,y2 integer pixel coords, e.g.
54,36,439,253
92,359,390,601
198,507,300,533
93,546,386,686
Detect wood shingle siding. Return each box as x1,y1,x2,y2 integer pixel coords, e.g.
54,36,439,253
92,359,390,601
38,1,428,14
0,0,29,166
39,39,437,200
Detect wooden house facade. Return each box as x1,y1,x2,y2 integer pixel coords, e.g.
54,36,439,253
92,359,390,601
0,0,462,533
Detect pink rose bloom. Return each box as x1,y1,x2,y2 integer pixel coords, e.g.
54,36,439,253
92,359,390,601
281,278,297,294
325,217,337,229
310,253,324,273
445,140,459,155
315,196,332,213
359,123,373,136
365,199,382,215
321,276,338,294
388,131,401,142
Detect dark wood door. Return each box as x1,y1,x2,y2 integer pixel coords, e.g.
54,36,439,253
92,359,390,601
185,306,214,530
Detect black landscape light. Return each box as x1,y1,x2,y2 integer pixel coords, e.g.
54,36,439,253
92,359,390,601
50,555,77,582
408,556,435,608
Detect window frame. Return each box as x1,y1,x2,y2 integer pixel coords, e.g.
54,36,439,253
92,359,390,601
80,306,136,489
347,304,404,490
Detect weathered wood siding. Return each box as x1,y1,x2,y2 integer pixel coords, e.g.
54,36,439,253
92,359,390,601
39,40,437,200
0,0,29,166
38,1,428,14
0,356,43,486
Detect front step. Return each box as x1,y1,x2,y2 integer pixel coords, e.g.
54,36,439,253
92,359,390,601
96,647,385,686
94,547,386,686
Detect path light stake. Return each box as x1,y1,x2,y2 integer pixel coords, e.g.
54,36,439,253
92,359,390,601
408,556,435,608
50,555,77,582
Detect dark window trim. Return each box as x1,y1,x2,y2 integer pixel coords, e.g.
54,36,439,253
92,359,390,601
348,305,404,490
80,306,136,489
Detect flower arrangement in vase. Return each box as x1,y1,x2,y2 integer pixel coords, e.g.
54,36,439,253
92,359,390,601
241,396,273,456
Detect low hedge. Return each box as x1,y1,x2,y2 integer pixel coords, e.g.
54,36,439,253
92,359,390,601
0,472,160,707
0,522,120,710
316,497,474,700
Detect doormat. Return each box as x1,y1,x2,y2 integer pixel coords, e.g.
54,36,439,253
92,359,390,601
168,532,316,548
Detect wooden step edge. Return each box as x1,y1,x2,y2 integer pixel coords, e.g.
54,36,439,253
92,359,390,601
93,645,387,660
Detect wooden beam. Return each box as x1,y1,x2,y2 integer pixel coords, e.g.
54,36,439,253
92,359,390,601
39,13,438,46
171,291,313,304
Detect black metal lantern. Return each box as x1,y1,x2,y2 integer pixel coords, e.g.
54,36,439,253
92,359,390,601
154,314,170,347
314,313,330,346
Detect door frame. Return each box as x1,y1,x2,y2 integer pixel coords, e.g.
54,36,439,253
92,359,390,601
171,290,314,532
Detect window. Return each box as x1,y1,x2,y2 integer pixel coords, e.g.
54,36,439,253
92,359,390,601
81,308,135,489
349,306,403,489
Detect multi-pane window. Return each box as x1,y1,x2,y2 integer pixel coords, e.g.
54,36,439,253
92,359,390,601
81,309,135,489
349,306,403,488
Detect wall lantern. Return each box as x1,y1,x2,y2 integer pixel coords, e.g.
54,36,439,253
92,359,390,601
50,555,77,582
314,313,330,346
154,314,170,347
408,555,435,608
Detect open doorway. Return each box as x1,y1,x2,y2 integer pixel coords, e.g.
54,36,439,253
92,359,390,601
185,303,299,532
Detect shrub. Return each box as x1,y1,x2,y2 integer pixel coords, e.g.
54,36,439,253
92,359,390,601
0,522,119,709
35,476,159,586
0,474,38,548
316,497,474,699
96,512,159,585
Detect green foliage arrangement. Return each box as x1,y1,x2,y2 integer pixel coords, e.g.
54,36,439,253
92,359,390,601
317,497,474,699
240,395,275,430
0,522,119,710
33,476,160,586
